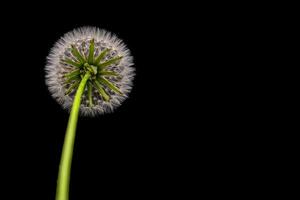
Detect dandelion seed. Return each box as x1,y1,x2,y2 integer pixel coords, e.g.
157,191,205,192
45,26,135,116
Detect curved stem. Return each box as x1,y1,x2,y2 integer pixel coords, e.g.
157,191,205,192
56,72,91,200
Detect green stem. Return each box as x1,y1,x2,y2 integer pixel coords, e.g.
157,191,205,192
56,72,91,200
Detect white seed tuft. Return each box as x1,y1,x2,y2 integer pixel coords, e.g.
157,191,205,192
45,27,135,116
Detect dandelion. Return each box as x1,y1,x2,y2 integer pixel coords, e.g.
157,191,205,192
46,26,135,116
45,27,135,200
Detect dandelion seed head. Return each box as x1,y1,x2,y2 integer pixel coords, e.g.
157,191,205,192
45,27,135,116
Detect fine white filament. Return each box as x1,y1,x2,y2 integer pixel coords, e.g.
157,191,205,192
45,27,135,116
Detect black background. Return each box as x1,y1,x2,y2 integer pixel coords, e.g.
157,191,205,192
0,2,207,199
0,1,265,199
0,2,284,199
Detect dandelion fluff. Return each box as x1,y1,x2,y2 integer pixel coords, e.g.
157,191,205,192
45,26,135,116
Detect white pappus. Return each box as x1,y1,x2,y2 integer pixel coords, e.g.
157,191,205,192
45,26,135,116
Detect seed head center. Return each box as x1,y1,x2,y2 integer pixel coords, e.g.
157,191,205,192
83,63,97,78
